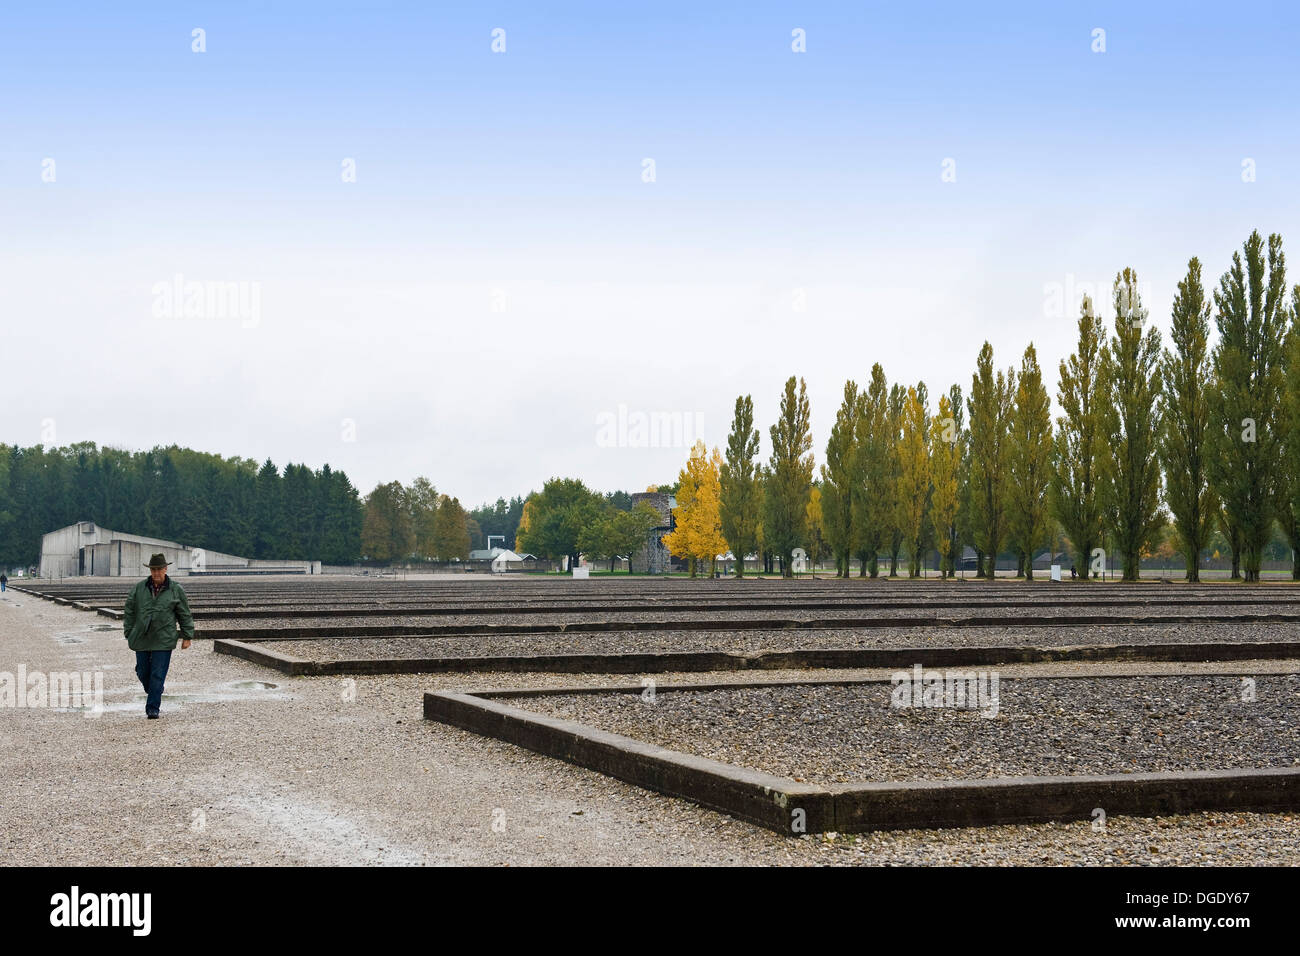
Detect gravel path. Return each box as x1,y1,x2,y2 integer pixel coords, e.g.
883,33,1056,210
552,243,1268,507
4,591,1298,866
251,621,1300,660
517,676,1300,784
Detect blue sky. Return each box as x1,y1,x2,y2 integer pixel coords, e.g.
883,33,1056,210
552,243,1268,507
2,1,1298,504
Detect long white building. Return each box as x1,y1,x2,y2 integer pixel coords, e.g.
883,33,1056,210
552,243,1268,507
39,521,320,578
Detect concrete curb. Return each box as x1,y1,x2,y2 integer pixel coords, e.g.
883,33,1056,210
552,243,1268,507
423,684,1300,834
191,612,1300,641
218,639,1300,676
213,639,313,675
59,592,1300,620
11,586,119,618
460,666,1300,698
425,690,830,832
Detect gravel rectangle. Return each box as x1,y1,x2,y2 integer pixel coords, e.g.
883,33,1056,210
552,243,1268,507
511,676,1300,785
249,622,1300,661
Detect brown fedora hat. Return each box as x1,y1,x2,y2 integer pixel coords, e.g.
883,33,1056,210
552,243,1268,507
144,553,171,569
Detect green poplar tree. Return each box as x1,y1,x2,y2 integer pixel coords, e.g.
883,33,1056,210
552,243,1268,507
719,395,761,578
1158,258,1217,582
763,376,815,578
820,381,859,577
1049,296,1105,579
886,383,906,576
945,383,970,578
1281,287,1300,579
1098,268,1165,581
853,365,891,577
1208,231,1289,582
967,343,1015,579
1007,343,1053,580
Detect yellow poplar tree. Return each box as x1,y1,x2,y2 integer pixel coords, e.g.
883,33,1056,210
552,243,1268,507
897,386,931,577
692,447,728,576
516,498,535,546
663,442,726,576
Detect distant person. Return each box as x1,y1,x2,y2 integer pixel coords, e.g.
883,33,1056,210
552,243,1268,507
0,572,7,592
123,554,195,719
1070,564,1077,580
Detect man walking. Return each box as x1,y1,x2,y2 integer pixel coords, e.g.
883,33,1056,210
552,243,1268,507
123,554,195,719
1,572,7,592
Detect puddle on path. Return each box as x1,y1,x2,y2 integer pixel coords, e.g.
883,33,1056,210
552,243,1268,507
54,627,102,645
54,680,290,714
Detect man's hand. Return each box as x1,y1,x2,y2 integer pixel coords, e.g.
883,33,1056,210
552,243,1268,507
182,639,192,650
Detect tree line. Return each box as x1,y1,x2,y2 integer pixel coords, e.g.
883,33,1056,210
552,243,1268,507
664,230,1300,581
0,439,628,570
0,443,364,567
6,230,1294,580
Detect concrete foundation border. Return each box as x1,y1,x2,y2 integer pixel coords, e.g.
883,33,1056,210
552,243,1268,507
423,678,1300,835
213,639,315,675
217,639,1300,676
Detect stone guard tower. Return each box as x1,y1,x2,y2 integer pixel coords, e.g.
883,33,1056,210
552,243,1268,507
629,492,675,574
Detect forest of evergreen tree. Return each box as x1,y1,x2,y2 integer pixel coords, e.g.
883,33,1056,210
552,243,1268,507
0,442,364,567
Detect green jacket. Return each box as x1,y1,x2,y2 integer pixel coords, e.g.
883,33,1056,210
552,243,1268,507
123,576,195,651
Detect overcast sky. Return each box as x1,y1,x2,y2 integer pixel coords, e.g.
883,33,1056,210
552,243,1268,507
3,1,1298,507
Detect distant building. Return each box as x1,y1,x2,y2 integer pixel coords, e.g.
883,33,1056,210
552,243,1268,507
630,492,676,574
465,546,541,573
38,521,320,578
468,546,531,573
1031,549,1073,571
950,547,1071,574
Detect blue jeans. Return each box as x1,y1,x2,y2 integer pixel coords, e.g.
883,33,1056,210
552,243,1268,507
134,650,173,716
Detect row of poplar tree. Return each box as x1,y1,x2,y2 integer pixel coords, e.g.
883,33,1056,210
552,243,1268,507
673,229,1300,582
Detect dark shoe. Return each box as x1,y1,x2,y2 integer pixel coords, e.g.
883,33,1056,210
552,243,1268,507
147,712,159,719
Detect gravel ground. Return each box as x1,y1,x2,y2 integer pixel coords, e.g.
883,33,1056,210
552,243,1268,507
251,621,1300,660
183,593,1300,615
517,677,1300,784
200,602,1300,633
4,591,1299,866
